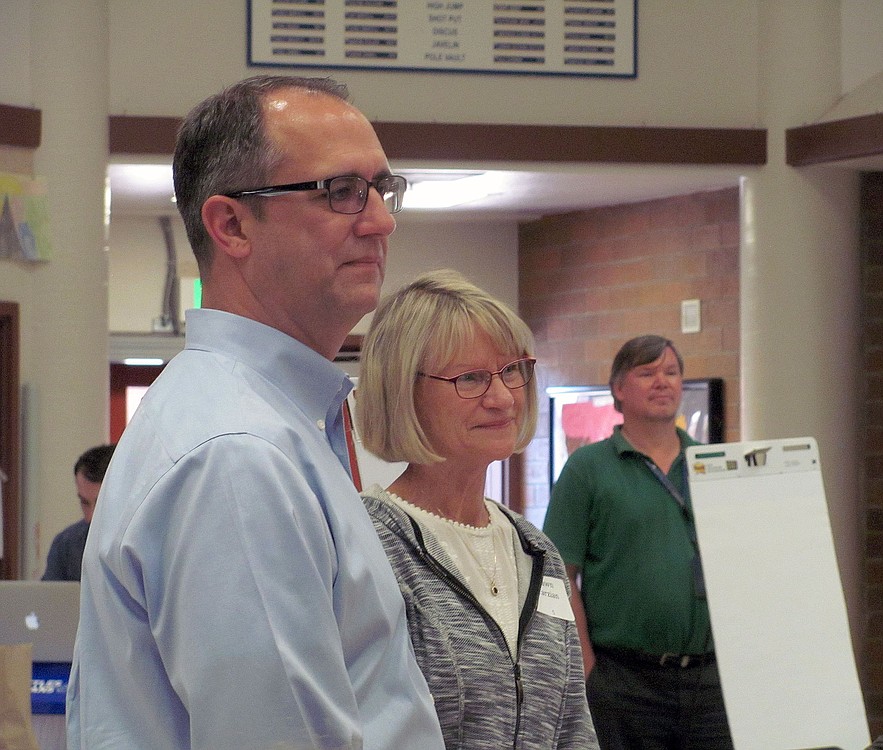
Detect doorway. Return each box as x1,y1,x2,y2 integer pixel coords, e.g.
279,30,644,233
109,362,164,442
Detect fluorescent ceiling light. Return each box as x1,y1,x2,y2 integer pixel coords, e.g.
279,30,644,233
402,172,502,210
107,163,176,210
123,357,165,366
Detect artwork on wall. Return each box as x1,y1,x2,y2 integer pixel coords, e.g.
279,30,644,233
548,378,724,487
0,172,51,262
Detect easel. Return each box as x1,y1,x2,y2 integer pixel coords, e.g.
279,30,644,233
687,438,870,750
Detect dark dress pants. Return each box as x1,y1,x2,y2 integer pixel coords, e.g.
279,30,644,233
587,650,734,750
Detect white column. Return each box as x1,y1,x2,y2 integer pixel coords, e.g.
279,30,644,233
26,0,109,578
741,1,863,647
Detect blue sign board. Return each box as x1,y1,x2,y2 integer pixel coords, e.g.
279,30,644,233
32,662,71,715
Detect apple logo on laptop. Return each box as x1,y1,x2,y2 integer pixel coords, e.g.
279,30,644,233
25,611,40,631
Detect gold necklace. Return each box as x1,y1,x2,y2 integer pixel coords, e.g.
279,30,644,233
459,519,501,597
479,545,500,596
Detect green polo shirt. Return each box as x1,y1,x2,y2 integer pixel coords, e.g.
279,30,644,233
543,425,712,655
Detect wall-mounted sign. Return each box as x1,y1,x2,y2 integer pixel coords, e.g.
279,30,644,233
248,0,637,79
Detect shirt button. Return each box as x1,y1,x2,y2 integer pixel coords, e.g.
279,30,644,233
316,419,326,431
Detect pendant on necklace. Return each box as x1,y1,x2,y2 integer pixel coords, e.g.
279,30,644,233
491,583,499,596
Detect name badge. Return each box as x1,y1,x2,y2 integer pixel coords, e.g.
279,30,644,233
537,576,575,621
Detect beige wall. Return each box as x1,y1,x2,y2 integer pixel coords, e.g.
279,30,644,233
103,2,762,127
108,216,192,334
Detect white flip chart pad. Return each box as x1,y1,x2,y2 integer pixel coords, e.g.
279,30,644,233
687,437,870,750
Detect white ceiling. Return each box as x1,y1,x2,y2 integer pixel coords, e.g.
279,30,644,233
107,160,750,224
108,154,883,223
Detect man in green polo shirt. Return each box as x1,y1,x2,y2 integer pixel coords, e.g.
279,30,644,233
543,335,732,750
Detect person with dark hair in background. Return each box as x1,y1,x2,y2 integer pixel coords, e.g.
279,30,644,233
544,334,733,749
67,75,444,750
356,269,598,750
41,444,115,581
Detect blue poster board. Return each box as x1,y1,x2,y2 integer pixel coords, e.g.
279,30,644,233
31,661,70,715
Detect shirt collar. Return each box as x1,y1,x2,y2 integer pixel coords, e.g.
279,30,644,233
611,423,691,457
183,308,353,422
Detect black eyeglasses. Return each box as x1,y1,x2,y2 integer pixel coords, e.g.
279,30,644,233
223,174,407,215
418,357,537,399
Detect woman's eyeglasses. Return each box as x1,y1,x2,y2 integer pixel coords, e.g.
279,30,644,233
418,357,537,399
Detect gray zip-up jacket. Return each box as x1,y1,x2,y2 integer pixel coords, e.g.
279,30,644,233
362,486,598,750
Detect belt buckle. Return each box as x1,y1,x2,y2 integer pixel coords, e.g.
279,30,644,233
659,652,690,667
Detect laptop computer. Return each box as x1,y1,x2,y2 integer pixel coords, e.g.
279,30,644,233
0,580,80,662
0,580,80,714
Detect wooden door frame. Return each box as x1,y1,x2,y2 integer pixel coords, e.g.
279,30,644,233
109,363,165,443
0,301,20,579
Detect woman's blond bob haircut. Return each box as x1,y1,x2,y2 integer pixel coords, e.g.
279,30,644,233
356,269,538,465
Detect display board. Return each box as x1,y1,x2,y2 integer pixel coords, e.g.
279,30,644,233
248,0,637,78
687,437,869,750
548,378,723,487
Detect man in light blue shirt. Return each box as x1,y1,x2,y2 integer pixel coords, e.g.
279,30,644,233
67,76,445,750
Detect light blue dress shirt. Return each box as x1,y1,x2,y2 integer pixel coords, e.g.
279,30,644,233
67,308,444,750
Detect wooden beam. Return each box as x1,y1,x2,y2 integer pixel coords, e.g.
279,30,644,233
0,103,41,149
22,108,883,169
109,115,180,154
372,122,767,165
108,114,767,166
787,113,883,166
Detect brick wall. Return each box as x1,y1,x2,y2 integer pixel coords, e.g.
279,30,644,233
862,171,883,737
516,187,741,527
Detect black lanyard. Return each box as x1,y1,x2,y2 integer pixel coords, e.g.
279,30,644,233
644,458,706,599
